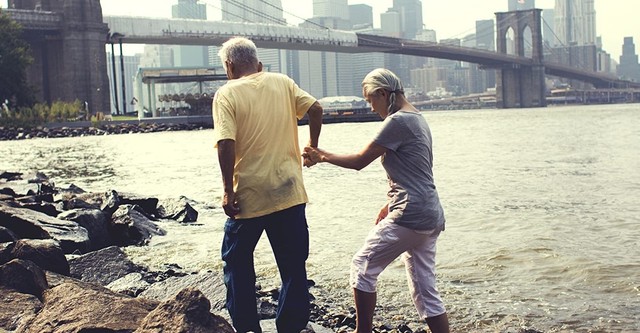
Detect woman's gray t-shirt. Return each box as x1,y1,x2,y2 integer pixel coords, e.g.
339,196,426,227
373,111,445,230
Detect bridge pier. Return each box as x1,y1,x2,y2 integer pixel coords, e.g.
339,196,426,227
9,0,111,114
495,9,546,108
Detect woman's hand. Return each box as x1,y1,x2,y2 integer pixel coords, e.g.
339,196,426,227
375,203,389,225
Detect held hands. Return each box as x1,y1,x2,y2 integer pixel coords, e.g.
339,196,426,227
302,146,326,168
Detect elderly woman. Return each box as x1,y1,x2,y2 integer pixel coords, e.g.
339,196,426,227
304,68,450,333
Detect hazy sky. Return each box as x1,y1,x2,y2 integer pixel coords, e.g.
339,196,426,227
2,0,638,59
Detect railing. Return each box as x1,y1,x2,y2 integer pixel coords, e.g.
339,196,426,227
5,9,61,30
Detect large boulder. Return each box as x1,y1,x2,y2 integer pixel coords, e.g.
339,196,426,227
0,204,90,254
0,226,17,243
0,287,42,331
68,246,144,286
157,197,198,223
57,209,112,251
135,287,234,333
11,239,69,276
110,204,165,246
139,271,227,312
15,281,159,333
0,259,49,300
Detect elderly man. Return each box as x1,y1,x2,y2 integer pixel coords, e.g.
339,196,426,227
212,37,323,333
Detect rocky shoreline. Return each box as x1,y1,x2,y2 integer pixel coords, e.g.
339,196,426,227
0,170,441,333
0,122,212,141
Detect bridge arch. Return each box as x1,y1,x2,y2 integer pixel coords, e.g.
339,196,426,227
495,9,546,108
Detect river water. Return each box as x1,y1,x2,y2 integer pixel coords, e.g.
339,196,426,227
1,104,638,332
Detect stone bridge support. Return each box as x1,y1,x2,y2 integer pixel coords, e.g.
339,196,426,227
495,9,546,108
9,0,110,114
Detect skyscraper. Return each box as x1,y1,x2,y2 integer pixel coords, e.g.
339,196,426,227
221,0,285,24
553,0,596,46
508,0,536,11
617,37,640,81
392,0,423,39
172,0,208,67
349,4,373,29
217,0,287,74
475,19,495,51
313,0,349,20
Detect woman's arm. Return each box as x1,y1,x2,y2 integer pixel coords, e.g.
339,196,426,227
304,141,387,171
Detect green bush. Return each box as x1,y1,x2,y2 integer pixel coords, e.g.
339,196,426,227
0,100,83,128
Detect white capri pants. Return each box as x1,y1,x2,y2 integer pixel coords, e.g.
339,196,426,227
350,219,446,318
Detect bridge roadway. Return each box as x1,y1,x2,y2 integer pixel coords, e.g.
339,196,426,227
102,16,640,89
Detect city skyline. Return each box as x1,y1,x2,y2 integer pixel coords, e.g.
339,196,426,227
1,0,637,60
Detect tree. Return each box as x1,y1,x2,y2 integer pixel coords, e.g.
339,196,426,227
0,9,36,108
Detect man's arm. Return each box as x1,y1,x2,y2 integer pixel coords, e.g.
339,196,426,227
217,139,240,218
306,101,323,148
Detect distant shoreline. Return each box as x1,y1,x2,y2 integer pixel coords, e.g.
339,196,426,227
0,113,383,141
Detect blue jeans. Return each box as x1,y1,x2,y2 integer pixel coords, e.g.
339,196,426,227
221,204,310,333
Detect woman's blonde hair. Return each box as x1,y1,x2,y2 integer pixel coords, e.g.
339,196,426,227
361,68,405,115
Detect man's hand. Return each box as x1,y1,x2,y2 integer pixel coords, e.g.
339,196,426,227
222,191,240,218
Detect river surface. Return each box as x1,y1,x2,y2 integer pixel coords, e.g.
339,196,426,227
1,104,639,332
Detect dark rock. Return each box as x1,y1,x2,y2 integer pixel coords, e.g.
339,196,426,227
134,287,235,333
0,187,17,197
0,286,42,331
0,242,14,265
0,171,22,181
110,204,165,246
68,246,144,286
0,193,14,201
11,239,70,276
119,192,159,218
25,172,49,184
0,259,49,300
259,300,277,319
0,204,90,254
100,189,121,215
57,209,111,251
0,226,17,243
16,201,61,217
158,197,198,222
15,281,159,333
138,271,227,312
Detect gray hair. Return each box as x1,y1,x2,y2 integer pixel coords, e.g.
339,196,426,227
362,68,405,115
218,37,259,70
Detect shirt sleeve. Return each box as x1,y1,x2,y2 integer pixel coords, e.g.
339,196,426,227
292,80,317,120
212,90,237,147
373,115,407,151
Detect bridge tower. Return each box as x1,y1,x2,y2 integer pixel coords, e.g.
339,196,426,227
8,0,110,114
495,9,547,108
